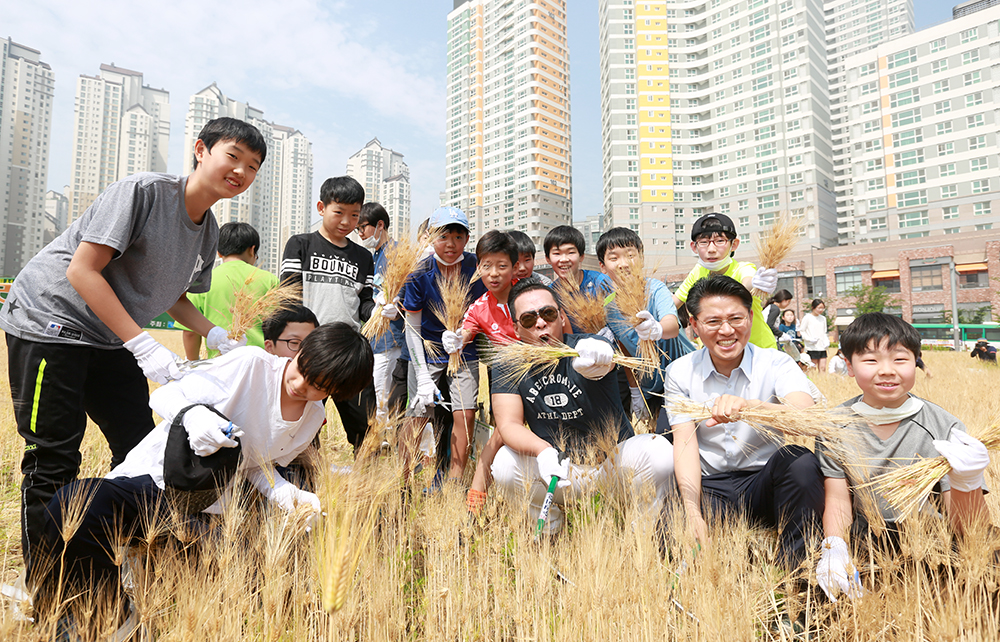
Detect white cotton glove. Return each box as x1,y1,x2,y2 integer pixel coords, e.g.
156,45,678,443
412,367,439,416
934,429,990,493
182,406,242,457
634,310,663,342
536,447,571,489
271,482,322,515
206,325,247,354
630,387,651,421
597,326,615,342
442,330,463,355
751,267,779,294
816,536,863,602
572,337,615,380
123,331,183,384
375,292,400,320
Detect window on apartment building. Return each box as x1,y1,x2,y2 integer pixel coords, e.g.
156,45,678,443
896,170,925,186
896,149,924,167
868,197,887,210
861,100,878,115
887,48,916,69
889,69,918,88
931,37,947,52
941,185,958,199
966,92,984,107
968,114,986,129
932,59,948,74
870,217,888,230
936,122,953,136
938,142,955,156
891,109,920,128
863,120,879,133
892,129,922,147
974,202,991,216
971,157,989,171
935,100,951,115
873,276,901,293
835,272,863,295
972,179,990,193
898,190,927,208
789,172,804,184
933,80,948,94
961,28,979,43
910,266,943,292
890,89,919,108
959,271,989,289
963,50,980,65
942,205,959,219
866,158,884,172
975,223,994,230
898,210,929,227
867,177,886,190
964,71,982,87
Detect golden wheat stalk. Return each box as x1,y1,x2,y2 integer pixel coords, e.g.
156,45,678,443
750,213,801,299
607,255,661,377
432,265,480,376
667,397,856,445
487,339,650,387
361,233,425,339
228,279,302,341
556,274,610,335
862,415,1000,518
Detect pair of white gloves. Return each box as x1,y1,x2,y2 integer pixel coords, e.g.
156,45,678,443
123,327,245,384
817,430,989,602
181,406,320,518
375,292,400,320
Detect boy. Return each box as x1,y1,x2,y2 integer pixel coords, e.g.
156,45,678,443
543,225,610,302
401,206,486,483
36,323,374,611
672,213,778,350
0,116,266,578
181,222,278,359
262,305,320,358
357,202,405,420
814,313,992,602
281,176,376,451
440,231,519,511
596,227,695,424
508,229,552,286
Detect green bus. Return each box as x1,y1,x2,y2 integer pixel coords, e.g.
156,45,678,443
912,323,1000,350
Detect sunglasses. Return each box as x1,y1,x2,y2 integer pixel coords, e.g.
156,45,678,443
517,305,560,329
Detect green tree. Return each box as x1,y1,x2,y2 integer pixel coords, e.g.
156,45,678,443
847,284,900,315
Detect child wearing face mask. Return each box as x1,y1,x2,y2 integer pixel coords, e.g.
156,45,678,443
671,213,778,350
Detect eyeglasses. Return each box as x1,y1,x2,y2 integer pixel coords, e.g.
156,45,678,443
275,338,303,352
695,236,732,248
697,315,749,330
517,305,560,329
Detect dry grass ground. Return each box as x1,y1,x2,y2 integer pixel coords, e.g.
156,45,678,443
0,331,998,640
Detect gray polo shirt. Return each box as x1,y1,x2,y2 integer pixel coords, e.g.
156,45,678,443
0,173,218,348
816,395,962,523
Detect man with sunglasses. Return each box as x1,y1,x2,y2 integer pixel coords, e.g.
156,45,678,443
672,213,778,349
665,274,823,572
489,280,675,535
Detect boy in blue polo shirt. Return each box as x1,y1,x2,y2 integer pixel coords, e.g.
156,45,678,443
543,225,611,306
400,207,486,483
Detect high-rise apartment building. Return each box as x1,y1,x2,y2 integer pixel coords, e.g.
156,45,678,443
183,83,312,275
444,0,572,250
600,0,843,265
0,38,54,275
827,0,914,244
44,187,68,236
841,6,1000,245
67,64,169,225
346,137,411,239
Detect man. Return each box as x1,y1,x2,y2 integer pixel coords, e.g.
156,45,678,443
665,274,823,568
490,280,675,534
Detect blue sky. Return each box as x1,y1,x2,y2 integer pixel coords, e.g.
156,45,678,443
9,0,951,225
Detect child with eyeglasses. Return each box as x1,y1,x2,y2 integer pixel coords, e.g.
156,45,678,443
672,213,778,350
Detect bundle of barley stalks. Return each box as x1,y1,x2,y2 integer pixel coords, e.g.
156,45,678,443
667,396,857,451
228,278,302,341
556,275,610,335
607,254,660,377
432,265,481,376
488,339,651,387
361,233,425,339
750,213,801,299
863,413,1000,518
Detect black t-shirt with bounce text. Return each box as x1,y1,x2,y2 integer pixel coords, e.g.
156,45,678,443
491,333,634,457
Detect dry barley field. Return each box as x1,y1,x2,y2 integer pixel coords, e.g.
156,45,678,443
0,330,998,641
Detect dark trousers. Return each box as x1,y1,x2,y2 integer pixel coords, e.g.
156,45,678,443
699,445,824,569
6,335,156,577
333,382,375,451
38,475,164,596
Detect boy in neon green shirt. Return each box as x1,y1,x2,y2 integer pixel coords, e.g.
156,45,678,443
673,213,778,350
181,222,278,359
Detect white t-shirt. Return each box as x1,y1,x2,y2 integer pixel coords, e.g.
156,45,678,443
109,347,325,511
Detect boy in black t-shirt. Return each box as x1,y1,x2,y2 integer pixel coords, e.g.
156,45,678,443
489,280,675,534
280,176,376,451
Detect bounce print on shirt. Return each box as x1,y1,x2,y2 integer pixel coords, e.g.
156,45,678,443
307,254,361,289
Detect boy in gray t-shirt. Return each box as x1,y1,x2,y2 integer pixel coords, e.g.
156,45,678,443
814,313,992,603
0,117,267,581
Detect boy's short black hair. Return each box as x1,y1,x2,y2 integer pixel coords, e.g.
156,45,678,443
319,176,365,206
686,274,753,318
262,304,319,343
508,278,560,317
359,202,390,229
543,225,586,257
596,227,643,263
476,230,518,264
507,229,537,256
218,222,260,257
296,323,374,401
839,312,922,362
193,117,267,171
